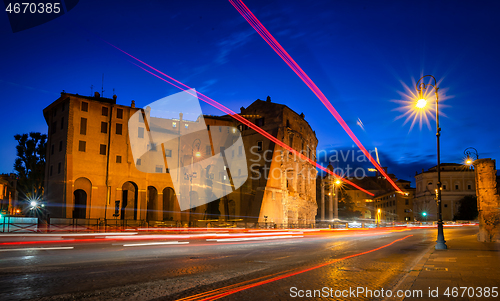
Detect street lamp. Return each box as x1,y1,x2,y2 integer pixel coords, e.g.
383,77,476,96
415,75,447,250
464,147,479,168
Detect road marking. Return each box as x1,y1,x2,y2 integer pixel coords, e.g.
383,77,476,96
123,241,189,247
0,247,74,252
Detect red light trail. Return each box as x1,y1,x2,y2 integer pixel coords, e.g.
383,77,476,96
178,235,413,301
104,42,375,195
229,0,403,194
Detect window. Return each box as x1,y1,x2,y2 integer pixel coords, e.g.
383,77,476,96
172,122,177,128
102,106,109,116
455,184,459,190
165,149,172,157
80,118,87,135
207,125,210,131
57,162,61,174
239,145,242,155
148,143,157,151
78,141,86,152
155,165,163,173
443,184,447,190
101,122,108,134
166,168,170,173
257,141,263,152
100,144,107,155
289,134,293,148
116,155,122,163
136,159,141,166
138,127,144,138
116,108,123,119
139,113,144,123
53,109,57,116
116,123,122,135
238,169,241,176
444,204,448,208
468,184,472,190
59,141,63,152
428,182,432,186
50,165,53,176
81,101,88,112
62,102,65,111
51,144,54,155
60,117,64,130
405,199,409,205
256,118,265,126
52,121,56,134
185,124,189,129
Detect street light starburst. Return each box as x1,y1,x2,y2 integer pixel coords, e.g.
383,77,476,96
391,78,451,132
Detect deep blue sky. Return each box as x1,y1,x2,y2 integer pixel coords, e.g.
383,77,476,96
1,0,499,184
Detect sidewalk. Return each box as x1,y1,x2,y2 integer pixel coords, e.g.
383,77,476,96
398,231,500,300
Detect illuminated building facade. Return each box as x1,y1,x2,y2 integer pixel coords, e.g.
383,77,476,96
43,93,318,226
414,163,476,221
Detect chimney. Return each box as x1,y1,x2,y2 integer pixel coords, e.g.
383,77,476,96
266,96,271,102
94,92,100,98
113,94,117,101
131,100,135,108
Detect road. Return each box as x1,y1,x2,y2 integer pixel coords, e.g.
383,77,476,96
0,226,477,300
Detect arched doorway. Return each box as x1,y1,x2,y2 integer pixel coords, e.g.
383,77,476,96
147,186,157,222
162,187,176,221
122,181,138,220
73,177,91,219
73,189,87,219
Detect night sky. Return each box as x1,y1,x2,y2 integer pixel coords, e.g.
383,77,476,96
1,0,500,184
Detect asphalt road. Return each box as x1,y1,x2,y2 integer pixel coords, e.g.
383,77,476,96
0,227,477,300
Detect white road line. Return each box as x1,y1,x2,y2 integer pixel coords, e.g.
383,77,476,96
123,241,189,247
0,247,74,252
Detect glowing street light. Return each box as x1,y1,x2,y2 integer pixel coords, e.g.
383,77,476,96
464,147,478,169
416,98,427,109
415,75,447,250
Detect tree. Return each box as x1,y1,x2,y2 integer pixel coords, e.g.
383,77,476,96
454,195,478,220
338,190,361,219
13,132,47,201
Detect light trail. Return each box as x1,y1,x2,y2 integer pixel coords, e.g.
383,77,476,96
112,50,374,195
178,235,413,301
229,0,403,194
206,235,303,242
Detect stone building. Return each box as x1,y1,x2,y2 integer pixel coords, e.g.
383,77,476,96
414,163,475,221
236,97,318,226
43,92,318,226
373,180,414,222
0,174,18,215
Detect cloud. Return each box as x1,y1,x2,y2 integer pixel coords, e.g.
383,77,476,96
215,29,255,64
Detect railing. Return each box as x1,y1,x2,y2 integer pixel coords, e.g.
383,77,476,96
0,216,38,233
47,218,100,232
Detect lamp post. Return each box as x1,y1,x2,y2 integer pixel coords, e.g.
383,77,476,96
334,179,341,221
416,75,447,250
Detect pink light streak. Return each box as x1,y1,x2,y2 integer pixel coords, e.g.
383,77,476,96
229,0,403,194
105,43,374,196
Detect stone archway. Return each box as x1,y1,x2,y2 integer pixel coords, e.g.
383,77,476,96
147,186,158,222
73,177,91,219
122,181,138,220
73,189,86,219
162,187,176,221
